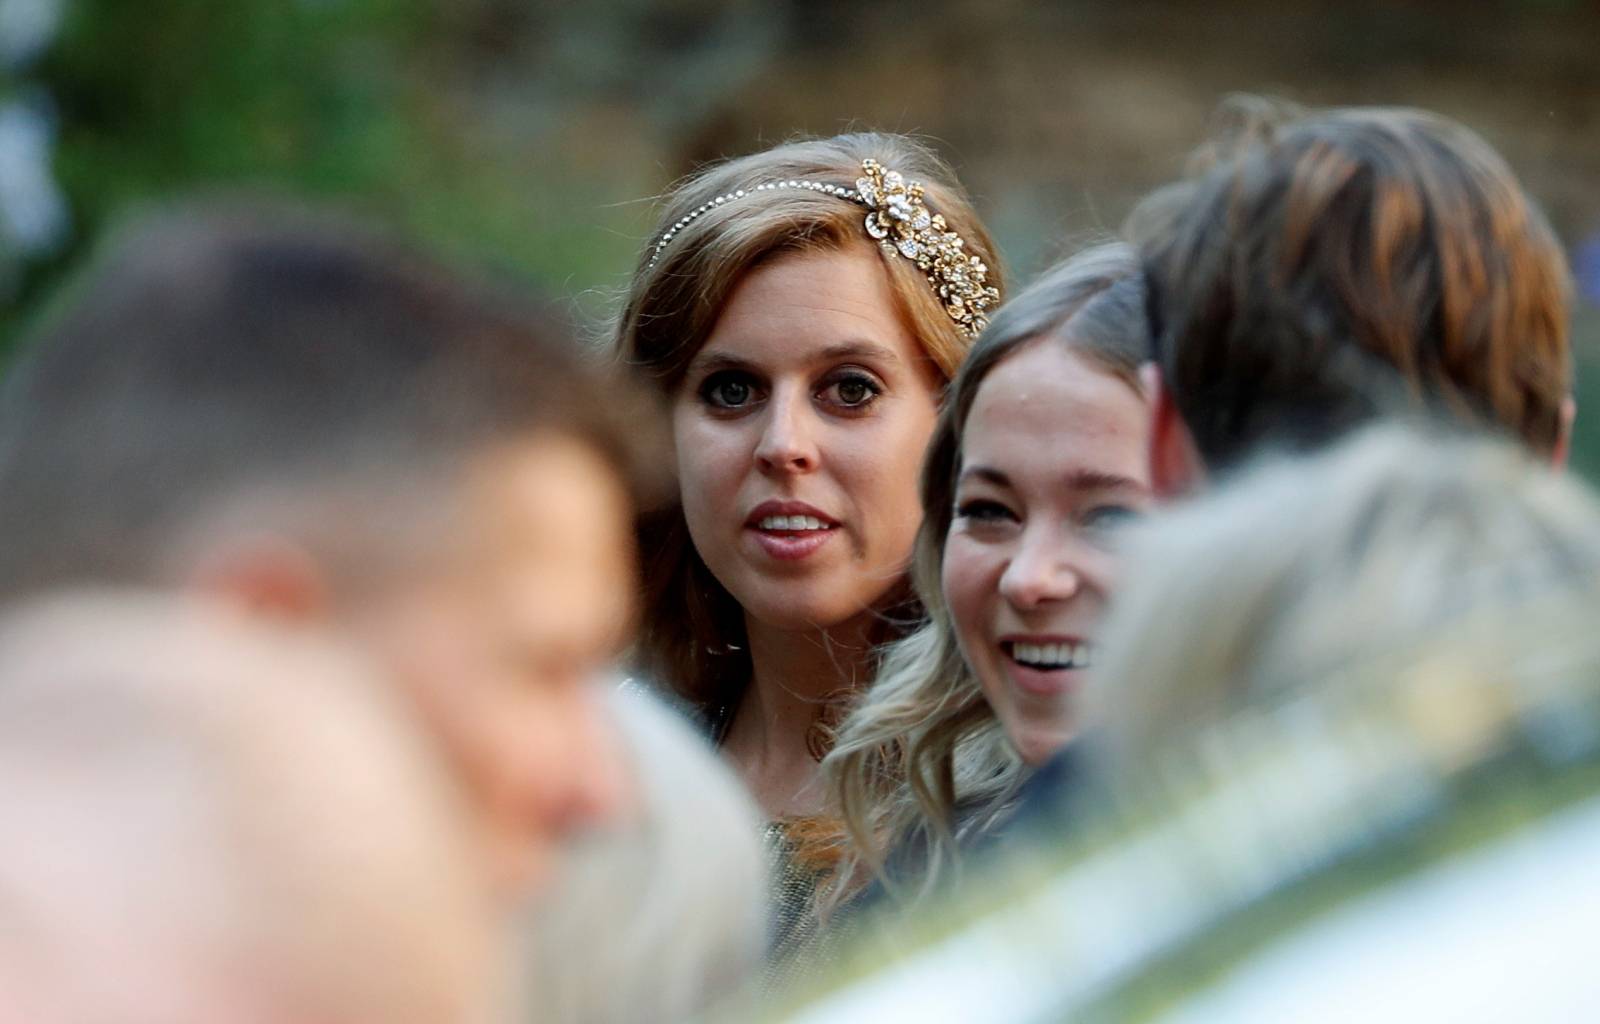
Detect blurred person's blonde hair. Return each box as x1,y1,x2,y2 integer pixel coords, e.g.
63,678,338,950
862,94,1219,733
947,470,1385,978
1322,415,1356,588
1087,422,1600,771
519,685,767,1023
612,132,1007,719
820,243,1147,909
0,591,500,1024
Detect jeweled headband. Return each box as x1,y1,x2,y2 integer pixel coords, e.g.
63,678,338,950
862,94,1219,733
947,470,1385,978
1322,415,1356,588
646,159,1000,338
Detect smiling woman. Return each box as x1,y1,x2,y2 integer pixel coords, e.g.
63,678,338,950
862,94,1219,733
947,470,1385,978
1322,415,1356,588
943,340,1150,764
612,131,1005,980
821,242,1151,912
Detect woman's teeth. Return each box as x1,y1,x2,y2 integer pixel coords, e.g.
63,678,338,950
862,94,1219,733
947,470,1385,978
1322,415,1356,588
1006,641,1092,670
758,515,830,531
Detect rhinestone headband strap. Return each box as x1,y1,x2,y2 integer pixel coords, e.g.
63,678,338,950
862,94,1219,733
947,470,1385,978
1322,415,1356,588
646,158,999,338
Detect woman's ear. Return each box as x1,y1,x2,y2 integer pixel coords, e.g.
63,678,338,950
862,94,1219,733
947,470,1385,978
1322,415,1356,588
1141,363,1205,501
185,533,333,622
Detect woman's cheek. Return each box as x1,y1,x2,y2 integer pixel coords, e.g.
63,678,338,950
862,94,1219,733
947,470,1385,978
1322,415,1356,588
941,537,992,660
674,416,738,506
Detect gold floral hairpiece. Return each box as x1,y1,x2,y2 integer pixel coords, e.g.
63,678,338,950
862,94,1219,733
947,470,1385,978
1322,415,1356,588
647,158,1000,338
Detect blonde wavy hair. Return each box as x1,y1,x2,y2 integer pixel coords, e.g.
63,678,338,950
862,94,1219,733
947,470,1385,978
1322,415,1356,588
821,243,1149,908
612,132,1006,721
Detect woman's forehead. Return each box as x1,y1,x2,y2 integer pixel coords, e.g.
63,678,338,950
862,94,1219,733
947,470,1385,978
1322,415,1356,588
960,344,1149,478
693,247,922,371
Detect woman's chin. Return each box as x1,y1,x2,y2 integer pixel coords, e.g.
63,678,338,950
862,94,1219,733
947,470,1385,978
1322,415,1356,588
1008,722,1077,767
744,605,862,634
736,590,886,636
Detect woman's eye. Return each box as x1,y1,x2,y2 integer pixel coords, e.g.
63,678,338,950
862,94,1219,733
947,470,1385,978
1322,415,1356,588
819,372,882,410
699,372,760,410
1082,504,1141,535
955,498,1016,524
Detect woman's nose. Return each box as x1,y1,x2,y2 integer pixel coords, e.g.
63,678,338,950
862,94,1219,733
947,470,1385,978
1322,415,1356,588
998,528,1082,610
754,390,819,475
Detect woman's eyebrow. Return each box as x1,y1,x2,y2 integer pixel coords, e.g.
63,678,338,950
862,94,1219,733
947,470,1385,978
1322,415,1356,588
688,339,900,378
959,466,1145,492
685,350,755,377
818,340,900,365
1064,469,1145,492
957,464,1011,488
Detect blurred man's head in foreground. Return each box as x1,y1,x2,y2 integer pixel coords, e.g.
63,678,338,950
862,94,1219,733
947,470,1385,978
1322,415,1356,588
0,202,664,892
1087,422,1600,770
0,591,500,1024
1135,102,1574,495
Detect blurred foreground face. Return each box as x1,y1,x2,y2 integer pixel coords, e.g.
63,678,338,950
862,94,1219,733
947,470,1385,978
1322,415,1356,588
943,342,1150,764
350,434,637,893
0,593,497,1024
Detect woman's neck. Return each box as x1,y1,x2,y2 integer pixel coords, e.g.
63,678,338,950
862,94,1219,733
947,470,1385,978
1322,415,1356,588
722,613,875,820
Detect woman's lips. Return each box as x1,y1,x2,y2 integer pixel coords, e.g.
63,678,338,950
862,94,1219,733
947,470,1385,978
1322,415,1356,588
750,527,837,561
999,638,1092,698
1004,660,1080,698
744,500,840,562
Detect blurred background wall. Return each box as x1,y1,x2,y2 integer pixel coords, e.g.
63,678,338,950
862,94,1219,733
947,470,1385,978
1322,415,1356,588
2,0,1597,469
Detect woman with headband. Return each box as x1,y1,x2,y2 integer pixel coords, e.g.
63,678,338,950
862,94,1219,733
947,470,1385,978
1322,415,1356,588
613,132,1005,974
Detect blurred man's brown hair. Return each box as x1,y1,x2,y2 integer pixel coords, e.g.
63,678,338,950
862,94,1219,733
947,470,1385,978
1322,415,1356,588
1136,102,1573,482
0,198,661,597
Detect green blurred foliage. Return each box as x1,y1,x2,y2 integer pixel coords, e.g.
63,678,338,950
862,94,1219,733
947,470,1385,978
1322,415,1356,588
46,0,417,197
4,0,653,348
11,1,407,336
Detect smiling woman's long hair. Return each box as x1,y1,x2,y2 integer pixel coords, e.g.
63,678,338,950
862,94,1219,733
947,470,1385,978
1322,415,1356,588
819,243,1147,910
611,132,1005,723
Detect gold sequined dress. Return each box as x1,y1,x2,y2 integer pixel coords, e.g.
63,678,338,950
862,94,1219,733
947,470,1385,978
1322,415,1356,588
760,819,858,993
